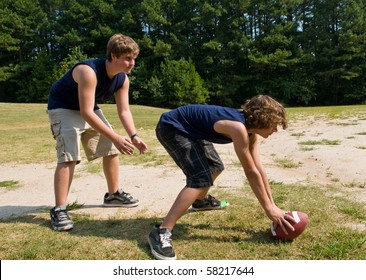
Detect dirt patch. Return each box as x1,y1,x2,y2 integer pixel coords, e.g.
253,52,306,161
1,117,365,219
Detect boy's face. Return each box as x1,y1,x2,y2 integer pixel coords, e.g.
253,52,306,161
112,52,138,74
256,126,278,138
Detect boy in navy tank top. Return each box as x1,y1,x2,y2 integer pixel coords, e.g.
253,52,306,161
47,34,148,231
148,95,296,260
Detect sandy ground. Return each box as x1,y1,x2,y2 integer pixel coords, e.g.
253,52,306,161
0,116,365,220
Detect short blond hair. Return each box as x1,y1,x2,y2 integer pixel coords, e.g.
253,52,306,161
106,34,139,61
242,95,288,129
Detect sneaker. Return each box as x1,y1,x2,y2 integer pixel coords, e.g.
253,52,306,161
50,206,74,231
191,194,229,211
103,188,139,207
147,225,176,260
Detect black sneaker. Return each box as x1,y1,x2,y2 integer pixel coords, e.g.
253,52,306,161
50,206,74,231
147,225,176,260
103,188,139,207
191,194,229,211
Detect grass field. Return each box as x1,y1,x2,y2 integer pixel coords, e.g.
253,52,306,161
0,103,366,260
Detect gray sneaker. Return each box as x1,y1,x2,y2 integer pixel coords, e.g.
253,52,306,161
50,206,74,231
103,188,139,207
147,225,176,260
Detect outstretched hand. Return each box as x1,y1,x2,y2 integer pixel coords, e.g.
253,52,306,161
268,206,295,235
132,136,148,154
114,136,135,155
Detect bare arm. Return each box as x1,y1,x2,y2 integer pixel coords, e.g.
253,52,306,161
73,65,134,155
114,75,147,154
214,120,294,232
249,134,275,205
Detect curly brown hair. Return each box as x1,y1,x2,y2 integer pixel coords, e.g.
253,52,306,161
241,95,288,130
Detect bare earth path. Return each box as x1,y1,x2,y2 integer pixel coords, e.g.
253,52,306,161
1,117,365,220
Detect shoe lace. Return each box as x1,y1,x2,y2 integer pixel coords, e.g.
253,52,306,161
116,188,133,199
56,210,70,221
207,194,216,202
159,231,172,248
121,192,132,199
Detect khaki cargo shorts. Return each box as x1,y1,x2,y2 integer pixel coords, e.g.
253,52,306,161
48,109,119,163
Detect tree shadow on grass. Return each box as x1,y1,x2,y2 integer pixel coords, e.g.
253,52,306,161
0,206,280,260
175,223,275,244
0,205,50,220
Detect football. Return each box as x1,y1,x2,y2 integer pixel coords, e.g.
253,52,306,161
269,211,308,241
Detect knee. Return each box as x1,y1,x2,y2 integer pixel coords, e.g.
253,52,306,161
211,171,222,181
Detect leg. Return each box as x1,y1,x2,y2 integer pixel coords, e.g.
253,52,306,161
196,171,222,200
148,186,208,260
148,125,215,259
48,109,84,231
54,161,76,206
80,110,139,207
161,186,210,230
51,161,76,231
197,140,224,201
103,154,120,194
102,154,139,207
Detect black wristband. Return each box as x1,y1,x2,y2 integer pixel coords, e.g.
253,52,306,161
130,133,139,141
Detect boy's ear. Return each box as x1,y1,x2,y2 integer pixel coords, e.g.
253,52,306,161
110,53,118,60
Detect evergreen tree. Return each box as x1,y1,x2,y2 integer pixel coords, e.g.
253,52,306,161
158,58,209,108
0,0,365,105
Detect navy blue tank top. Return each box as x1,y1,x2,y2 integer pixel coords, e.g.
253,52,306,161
48,58,126,110
159,104,246,144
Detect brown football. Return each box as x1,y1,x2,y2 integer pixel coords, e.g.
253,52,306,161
269,211,308,241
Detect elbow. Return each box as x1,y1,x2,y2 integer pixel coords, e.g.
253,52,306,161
79,109,93,122
244,168,261,182
119,109,131,118
79,110,88,120
244,167,256,177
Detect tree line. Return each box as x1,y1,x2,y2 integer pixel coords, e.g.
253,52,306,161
1,0,365,108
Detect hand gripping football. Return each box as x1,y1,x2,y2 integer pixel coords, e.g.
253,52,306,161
269,211,308,241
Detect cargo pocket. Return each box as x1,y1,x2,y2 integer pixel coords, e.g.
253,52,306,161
50,120,61,139
50,120,65,159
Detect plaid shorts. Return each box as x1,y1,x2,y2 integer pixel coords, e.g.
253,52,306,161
156,123,224,188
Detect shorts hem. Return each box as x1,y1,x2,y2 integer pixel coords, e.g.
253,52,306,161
86,150,120,161
57,154,81,164
211,167,224,174
185,184,212,189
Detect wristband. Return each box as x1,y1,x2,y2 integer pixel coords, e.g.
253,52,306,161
130,133,139,141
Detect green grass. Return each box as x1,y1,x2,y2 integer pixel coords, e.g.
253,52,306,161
290,132,305,137
298,139,341,146
1,103,366,260
0,180,20,189
1,103,365,164
0,103,169,165
299,146,316,151
286,105,366,120
273,157,302,168
1,181,365,260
